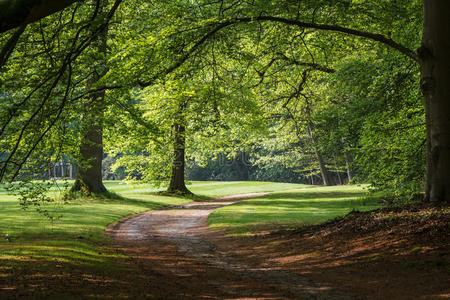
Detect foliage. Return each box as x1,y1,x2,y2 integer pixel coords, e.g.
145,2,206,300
0,0,426,201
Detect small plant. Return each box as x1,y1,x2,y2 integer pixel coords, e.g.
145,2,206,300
410,246,422,254
6,179,66,221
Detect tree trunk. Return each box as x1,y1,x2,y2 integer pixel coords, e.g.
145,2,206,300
71,113,106,195
344,150,353,182
61,159,65,178
420,0,450,202
334,155,343,185
167,119,191,194
70,10,108,196
167,123,189,193
315,150,332,186
307,124,332,186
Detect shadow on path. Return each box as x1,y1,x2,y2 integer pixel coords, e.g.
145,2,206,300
107,193,362,299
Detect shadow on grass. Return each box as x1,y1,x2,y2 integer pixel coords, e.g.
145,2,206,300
62,190,180,209
155,191,210,201
63,190,124,201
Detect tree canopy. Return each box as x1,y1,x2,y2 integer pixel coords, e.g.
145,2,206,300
1,0,449,202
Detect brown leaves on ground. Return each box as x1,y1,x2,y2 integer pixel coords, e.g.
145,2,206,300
217,202,449,300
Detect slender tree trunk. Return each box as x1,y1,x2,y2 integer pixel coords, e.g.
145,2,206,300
420,0,450,202
315,150,332,186
307,124,332,186
334,154,343,185
345,150,353,182
167,103,191,194
61,159,65,178
310,168,314,185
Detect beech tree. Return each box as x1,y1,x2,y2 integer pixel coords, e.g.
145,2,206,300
1,0,449,202
163,0,447,201
71,0,109,195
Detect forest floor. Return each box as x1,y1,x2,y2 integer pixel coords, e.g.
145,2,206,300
107,193,450,300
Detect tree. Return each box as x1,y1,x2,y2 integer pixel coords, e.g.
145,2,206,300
167,100,190,194
0,0,122,186
420,0,450,202
71,1,109,196
178,0,447,201
1,0,449,202
258,1,448,201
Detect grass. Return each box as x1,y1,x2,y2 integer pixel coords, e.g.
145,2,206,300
0,181,305,273
0,180,382,297
208,184,382,235
0,181,191,283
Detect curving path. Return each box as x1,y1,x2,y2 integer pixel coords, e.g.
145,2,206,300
106,193,361,299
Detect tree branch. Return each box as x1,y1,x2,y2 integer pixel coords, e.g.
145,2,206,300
138,21,232,87
275,52,336,73
235,16,419,62
0,24,27,68
0,0,81,33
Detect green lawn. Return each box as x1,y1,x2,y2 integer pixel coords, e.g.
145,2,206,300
0,181,191,279
0,180,306,272
208,184,381,235
0,180,381,295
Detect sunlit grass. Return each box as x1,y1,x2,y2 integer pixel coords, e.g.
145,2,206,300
208,184,381,235
0,180,381,290
189,181,311,197
0,180,305,271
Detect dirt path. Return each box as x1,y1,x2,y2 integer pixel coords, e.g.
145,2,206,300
107,193,361,299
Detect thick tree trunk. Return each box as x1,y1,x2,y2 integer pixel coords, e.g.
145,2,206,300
71,13,108,196
307,124,333,186
167,120,191,194
420,0,450,202
71,112,106,195
71,74,107,195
